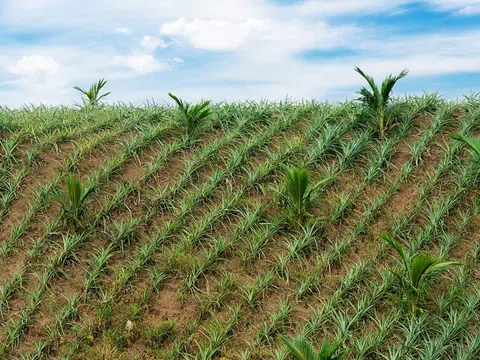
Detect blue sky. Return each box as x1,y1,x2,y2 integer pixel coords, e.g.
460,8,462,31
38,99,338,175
1,0,480,106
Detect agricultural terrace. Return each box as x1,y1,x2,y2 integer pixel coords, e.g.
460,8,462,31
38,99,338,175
0,92,479,359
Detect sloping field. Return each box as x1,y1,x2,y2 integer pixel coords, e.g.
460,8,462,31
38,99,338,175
0,97,479,359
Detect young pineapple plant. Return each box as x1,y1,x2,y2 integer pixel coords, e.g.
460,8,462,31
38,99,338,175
0,113,12,135
274,167,329,227
355,67,408,138
379,232,461,316
51,175,95,232
168,92,211,139
74,78,111,108
280,335,343,360
451,134,480,183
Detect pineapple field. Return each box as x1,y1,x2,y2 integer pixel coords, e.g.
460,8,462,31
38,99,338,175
0,76,479,359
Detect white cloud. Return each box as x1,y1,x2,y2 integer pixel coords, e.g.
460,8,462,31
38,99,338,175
294,0,406,17
115,27,131,34
160,17,269,50
8,55,60,82
292,0,480,17
113,54,170,74
0,46,129,105
457,5,480,14
428,0,480,14
113,35,170,75
1,0,480,106
169,57,184,63
140,35,168,51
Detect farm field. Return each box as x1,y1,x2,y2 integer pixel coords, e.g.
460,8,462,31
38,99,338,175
0,95,479,360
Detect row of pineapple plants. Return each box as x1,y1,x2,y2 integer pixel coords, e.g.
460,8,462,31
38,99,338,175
165,100,476,358
91,98,427,358
50,103,347,358
2,102,312,358
0,69,478,358
0,101,279,355
264,104,479,358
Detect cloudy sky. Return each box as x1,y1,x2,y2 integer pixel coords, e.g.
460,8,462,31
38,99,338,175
1,0,480,106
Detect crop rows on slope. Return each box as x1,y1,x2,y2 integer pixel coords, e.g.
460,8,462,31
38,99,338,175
0,97,478,360
0,102,316,358
46,103,333,359
0,103,273,356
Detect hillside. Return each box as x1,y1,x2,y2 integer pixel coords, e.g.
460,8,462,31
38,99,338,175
0,96,479,359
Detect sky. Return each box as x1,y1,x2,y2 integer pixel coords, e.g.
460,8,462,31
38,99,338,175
1,0,480,106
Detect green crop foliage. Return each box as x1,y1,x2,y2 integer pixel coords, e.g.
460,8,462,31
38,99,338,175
73,78,111,108
379,232,462,316
355,67,408,138
274,167,330,227
451,134,480,161
168,92,211,138
145,320,175,347
2,98,480,360
51,176,94,231
451,134,480,182
0,139,19,164
280,335,343,360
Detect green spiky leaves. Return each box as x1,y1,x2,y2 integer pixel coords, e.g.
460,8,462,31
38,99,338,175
285,167,312,222
451,134,480,159
280,335,343,360
51,175,95,232
73,79,111,108
355,67,408,138
451,134,480,183
168,93,211,139
274,167,332,227
380,232,461,316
